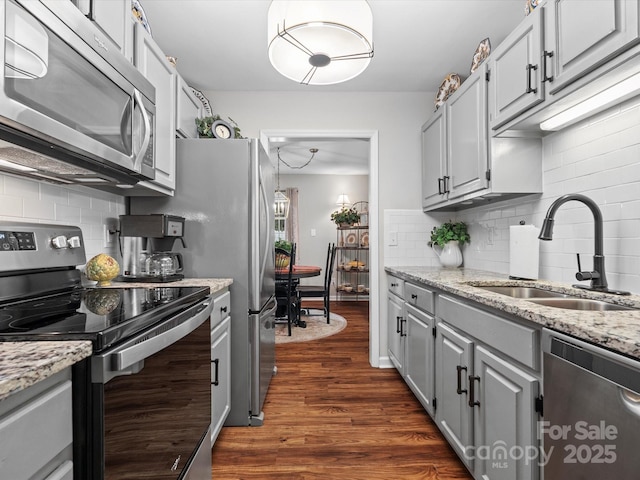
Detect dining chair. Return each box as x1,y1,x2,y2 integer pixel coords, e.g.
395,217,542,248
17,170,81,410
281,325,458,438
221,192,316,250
297,242,336,323
275,243,297,335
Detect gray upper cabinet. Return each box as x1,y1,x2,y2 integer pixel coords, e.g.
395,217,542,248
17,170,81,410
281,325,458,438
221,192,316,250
421,107,446,209
133,23,177,195
546,0,640,94
422,64,542,212
446,70,489,200
176,76,202,139
489,0,640,133
488,7,544,131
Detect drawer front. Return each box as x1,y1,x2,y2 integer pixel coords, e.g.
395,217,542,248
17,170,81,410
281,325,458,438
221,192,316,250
0,379,73,480
438,295,539,370
405,282,435,314
387,275,405,298
211,290,231,329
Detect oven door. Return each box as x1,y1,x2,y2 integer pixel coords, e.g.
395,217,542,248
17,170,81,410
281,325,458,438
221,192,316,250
81,297,213,480
0,0,155,183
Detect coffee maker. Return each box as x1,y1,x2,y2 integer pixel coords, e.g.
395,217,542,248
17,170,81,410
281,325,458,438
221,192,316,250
118,214,186,282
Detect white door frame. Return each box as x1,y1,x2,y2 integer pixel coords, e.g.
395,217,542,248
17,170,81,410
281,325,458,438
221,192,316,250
260,129,381,367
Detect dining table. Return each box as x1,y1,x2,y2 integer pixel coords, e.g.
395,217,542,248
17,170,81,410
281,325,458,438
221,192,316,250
275,264,322,280
275,265,322,328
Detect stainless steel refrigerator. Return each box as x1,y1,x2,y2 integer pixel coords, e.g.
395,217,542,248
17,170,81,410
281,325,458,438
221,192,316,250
130,138,276,426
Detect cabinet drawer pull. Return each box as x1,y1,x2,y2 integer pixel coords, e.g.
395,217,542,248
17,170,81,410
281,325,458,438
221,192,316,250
391,282,398,287
468,375,481,407
542,50,554,83
526,64,538,94
213,358,220,386
411,294,418,300
456,365,468,395
220,305,228,313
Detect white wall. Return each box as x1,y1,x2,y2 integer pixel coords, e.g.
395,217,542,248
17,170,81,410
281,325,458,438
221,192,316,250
206,90,431,363
279,173,368,286
0,174,125,268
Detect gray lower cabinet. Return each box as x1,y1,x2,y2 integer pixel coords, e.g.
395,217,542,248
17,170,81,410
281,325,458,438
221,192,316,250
211,290,231,445
435,321,474,471
0,369,74,480
435,294,541,480
404,282,436,416
387,289,405,375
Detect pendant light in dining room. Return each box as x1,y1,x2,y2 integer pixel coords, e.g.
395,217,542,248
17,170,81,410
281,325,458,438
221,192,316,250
274,153,290,220
267,0,374,85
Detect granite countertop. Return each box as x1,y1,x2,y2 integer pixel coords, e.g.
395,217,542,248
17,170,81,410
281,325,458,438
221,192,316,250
385,266,640,360
105,277,233,293
0,278,232,402
0,341,92,401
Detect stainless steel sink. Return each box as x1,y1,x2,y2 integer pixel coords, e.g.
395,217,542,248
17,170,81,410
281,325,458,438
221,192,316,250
476,285,638,311
476,285,568,298
526,297,635,311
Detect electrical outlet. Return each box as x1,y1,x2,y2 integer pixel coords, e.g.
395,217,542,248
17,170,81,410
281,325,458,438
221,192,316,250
103,222,117,248
388,231,398,246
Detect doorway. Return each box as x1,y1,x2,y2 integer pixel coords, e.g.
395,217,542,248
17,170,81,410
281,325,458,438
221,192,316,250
260,129,381,367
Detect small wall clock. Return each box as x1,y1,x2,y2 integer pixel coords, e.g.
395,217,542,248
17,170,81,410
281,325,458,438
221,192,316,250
211,119,233,139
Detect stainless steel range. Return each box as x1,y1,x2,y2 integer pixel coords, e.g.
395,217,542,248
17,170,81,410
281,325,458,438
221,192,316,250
0,221,213,480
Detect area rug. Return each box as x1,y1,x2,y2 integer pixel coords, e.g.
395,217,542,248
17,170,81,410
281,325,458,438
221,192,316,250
275,309,347,344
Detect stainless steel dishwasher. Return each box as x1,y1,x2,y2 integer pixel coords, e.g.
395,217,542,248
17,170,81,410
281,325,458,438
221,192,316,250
542,329,640,479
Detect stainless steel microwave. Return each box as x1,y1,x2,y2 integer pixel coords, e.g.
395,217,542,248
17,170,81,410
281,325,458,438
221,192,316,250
0,0,155,185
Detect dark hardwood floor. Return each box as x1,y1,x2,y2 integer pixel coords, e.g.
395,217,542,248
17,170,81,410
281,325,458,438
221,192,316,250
211,301,473,479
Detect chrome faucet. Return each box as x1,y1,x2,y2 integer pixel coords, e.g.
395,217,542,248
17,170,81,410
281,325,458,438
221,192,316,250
539,193,629,295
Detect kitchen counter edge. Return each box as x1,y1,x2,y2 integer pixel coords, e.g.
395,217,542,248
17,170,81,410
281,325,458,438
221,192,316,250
0,341,92,401
385,266,640,360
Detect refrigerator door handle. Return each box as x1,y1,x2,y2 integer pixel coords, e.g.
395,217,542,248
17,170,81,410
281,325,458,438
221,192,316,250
258,163,271,285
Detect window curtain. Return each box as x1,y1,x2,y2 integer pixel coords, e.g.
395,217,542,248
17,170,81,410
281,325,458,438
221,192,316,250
285,187,299,255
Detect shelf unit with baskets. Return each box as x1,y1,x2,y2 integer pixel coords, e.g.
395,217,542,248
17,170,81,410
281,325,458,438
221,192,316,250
335,225,369,300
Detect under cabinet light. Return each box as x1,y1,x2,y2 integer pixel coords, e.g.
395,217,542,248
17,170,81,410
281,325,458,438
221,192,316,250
0,158,36,172
540,71,640,131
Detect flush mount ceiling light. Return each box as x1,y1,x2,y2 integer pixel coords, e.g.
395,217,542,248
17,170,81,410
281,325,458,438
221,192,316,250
267,0,374,85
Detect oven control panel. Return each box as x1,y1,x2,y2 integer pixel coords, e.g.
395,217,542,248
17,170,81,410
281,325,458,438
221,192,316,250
0,231,36,251
0,221,86,273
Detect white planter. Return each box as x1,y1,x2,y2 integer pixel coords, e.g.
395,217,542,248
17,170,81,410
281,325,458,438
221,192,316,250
432,240,463,268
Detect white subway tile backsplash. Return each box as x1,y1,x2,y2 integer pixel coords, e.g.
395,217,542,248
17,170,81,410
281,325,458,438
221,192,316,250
0,173,125,262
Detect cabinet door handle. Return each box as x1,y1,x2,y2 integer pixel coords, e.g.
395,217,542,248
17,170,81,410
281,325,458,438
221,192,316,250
400,317,407,337
396,316,402,334
468,375,481,407
526,64,538,94
443,175,450,193
456,365,468,395
437,177,444,195
542,50,554,83
212,358,220,386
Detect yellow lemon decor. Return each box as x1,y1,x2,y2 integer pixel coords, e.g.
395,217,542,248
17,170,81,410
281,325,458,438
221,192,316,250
85,253,120,286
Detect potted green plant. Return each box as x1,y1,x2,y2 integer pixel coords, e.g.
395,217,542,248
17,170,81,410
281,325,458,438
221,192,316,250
274,239,292,252
330,207,360,227
196,115,243,139
428,221,470,268
274,239,292,268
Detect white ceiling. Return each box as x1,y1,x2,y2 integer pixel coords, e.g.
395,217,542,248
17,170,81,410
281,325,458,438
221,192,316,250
141,0,526,173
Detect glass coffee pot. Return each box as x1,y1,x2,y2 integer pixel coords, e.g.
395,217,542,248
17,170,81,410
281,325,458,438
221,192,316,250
144,252,184,277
